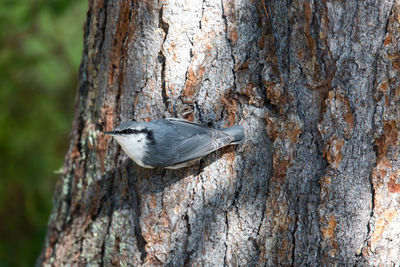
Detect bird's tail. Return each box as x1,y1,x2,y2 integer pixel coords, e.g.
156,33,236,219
221,125,245,144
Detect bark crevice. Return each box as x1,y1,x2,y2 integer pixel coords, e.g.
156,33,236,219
223,210,229,267
158,5,169,113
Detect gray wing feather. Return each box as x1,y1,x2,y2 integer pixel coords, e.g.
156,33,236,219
172,131,234,165
145,118,234,167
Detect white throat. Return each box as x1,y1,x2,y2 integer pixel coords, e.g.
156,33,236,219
114,133,153,168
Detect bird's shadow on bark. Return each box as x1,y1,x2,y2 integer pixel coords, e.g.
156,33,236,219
126,146,236,194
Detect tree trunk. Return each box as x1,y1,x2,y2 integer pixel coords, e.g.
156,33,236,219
39,0,400,266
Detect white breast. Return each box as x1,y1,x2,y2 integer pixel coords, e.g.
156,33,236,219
114,133,154,168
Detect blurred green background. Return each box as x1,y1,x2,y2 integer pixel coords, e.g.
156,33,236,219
0,0,87,265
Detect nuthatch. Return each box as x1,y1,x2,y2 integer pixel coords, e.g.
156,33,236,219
105,118,245,169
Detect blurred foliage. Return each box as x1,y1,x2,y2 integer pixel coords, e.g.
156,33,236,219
0,0,87,265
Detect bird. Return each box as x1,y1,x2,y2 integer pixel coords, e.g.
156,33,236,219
105,118,245,169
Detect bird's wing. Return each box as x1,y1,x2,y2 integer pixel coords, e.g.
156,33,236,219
172,130,234,166
149,118,234,166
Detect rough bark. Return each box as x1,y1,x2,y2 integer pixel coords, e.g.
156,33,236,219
39,0,400,266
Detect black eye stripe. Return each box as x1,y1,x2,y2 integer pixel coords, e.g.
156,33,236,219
121,129,135,134
116,128,155,144
119,128,147,134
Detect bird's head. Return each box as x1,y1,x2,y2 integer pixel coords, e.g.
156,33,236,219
105,121,154,147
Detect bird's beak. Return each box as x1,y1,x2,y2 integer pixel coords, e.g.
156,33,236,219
104,131,118,136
